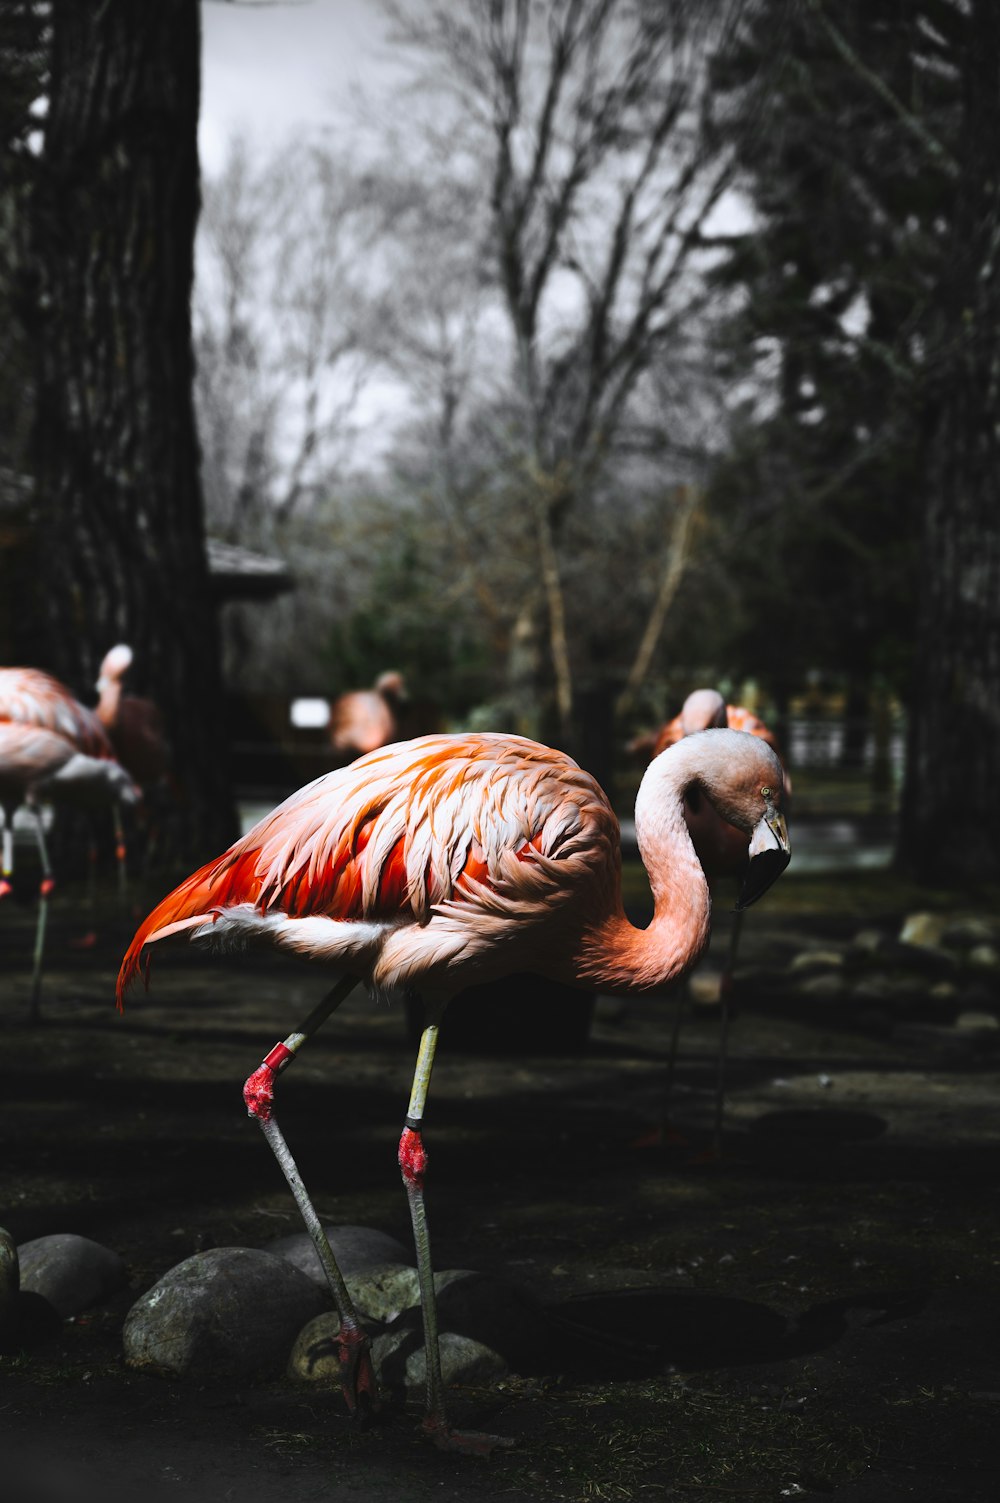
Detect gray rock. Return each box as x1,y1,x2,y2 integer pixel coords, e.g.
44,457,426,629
0,1227,18,1341
288,1310,349,1382
796,972,849,1002
899,912,949,949
929,981,960,1003
124,1247,328,1378
689,970,723,1006
788,950,846,974
17,1233,127,1319
289,1267,541,1383
955,1010,1000,1033
943,916,998,949
967,944,1000,974
264,1225,411,1286
852,928,889,955
371,1328,507,1395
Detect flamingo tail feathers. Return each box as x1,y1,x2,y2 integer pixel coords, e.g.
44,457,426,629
116,855,234,1009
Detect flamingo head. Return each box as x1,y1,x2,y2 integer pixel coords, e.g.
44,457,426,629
97,643,134,692
686,729,791,909
680,688,727,735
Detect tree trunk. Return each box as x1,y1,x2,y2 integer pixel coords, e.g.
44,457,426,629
896,0,1000,883
33,0,236,860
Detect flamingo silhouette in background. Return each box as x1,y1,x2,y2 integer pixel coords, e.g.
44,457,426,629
118,727,789,1452
328,671,407,760
95,645,169,791
0,668,138,1015
645,688,792,1157
96,645,171,883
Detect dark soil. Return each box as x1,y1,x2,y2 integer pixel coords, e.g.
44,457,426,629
2,866,999,1503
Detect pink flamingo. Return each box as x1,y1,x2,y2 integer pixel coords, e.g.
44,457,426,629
118,729,789,1451
328,671,407,760
646,689,792,1157
1,663,138,878
96,645,171,885
0,674,138,1015
95,645,169,790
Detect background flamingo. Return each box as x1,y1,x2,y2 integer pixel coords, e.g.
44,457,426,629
328,671,407,760
95,644,170,791
0,664,139,898
0,695,137,1015
96,644,171,882
118,727,789,1451
646,687,792,1157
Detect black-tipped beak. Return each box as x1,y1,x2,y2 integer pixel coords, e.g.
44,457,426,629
737,808,790,910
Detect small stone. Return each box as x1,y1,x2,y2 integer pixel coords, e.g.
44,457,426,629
852,928,889,954
370,1328,507,1395
943,916,997,949
263,1225,411,1286
967,944,1000,974
689,970,722,1006
955,1011,999,1033
124,1248,328,1378
788,950,845,974
797,973,848,1002
17,1233,127,1319
930,981,959,1002
899,912,949,949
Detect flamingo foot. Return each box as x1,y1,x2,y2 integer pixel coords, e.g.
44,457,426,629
337,1326,381,1424
422,1416,514,1455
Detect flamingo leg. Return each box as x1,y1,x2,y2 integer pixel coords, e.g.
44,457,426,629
29,804,54,1022
112,803,128,905
659,983,692,1145
399,1009,513,1455
0,808,12,899
711,906,745,1160
242,975,380,1422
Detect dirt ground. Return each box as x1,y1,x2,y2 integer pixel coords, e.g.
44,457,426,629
2,861,1000,1503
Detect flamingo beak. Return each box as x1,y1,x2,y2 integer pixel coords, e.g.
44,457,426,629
737,807,790,910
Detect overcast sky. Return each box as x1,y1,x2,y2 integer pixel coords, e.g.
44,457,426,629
200,0,394,175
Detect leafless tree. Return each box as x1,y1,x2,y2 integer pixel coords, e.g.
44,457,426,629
379,0,742,744
195,139,379,549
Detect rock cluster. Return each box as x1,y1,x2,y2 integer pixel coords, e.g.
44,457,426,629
0,1220,538,1400
739,909,1000,1039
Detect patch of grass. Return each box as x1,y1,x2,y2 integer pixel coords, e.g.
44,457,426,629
491,1377,876,1501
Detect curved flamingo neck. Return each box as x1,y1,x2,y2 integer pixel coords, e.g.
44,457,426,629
96,674,122,728
574,743,711,993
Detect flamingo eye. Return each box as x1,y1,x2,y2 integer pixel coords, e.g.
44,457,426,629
760,785,771,798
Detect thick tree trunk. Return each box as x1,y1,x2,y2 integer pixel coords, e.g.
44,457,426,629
896,0,1000,883
33,0,236,859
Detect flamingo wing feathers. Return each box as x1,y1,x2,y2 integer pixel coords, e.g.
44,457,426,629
653,713,684,759
117,733,622,1003
0,668,112,759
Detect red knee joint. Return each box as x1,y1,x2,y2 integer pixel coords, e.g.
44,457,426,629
243,1042,294,1122
398,1125,428,1188
115,843,127,861
39,877,56,897
0,878,12,899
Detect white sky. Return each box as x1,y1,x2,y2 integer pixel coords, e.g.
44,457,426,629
199,0,394,175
